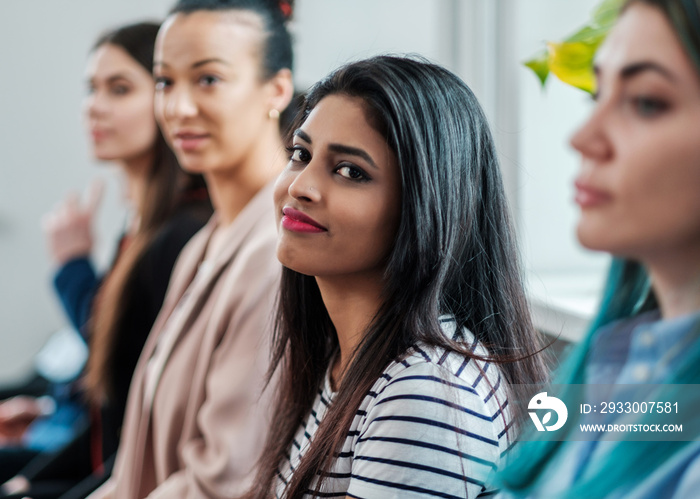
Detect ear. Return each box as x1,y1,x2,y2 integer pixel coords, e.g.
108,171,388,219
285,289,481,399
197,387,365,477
265,68,294,114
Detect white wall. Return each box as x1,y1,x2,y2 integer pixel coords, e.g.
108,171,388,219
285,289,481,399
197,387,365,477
0,0,173,383
0,0,609,383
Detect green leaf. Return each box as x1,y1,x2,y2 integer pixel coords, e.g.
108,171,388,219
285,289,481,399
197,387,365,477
524,50,550,87
592,0,626,28
522,0,624,94
565,25,608,44
547,40,601,93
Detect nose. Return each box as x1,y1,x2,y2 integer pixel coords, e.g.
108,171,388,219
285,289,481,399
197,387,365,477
162,84,197,120
569,103,613,162
85,90,108,119
287,162,323,204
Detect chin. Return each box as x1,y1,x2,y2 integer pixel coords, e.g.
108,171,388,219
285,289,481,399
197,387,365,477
93,150,120,162
276,246,318,277
177,157,208,174
575,222,610,253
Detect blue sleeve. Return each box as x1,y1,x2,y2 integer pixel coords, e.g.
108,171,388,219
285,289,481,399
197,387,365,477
53,257,101,335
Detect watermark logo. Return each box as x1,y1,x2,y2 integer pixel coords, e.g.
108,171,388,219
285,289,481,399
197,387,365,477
528,392,568,431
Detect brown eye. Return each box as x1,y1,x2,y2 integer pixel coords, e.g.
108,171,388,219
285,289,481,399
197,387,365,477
111,85,130,96
154,77,172,91
633,96,669,117
290,147,311,163
335,163,369,182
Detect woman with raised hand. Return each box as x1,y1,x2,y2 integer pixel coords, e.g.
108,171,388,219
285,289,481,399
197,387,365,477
499,1,700,497
1,22,212,498
89,1,294,498
250,55,549,499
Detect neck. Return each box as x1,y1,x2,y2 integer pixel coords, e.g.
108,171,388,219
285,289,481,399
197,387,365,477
645,245,700,319
316,272,385,389
118,151,154,233
207,129,286,226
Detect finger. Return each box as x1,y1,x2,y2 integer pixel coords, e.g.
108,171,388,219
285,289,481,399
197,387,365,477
40,211,57,231
64,191,80,215
85,178,105,213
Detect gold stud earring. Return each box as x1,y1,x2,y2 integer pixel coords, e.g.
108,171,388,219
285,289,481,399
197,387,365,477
268,109,280,120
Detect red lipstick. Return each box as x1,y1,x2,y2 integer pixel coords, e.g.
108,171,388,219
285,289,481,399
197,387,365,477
281,207,327,233
574,179,612,208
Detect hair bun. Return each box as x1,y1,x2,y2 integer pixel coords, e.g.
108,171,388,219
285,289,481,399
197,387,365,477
279,0,293,20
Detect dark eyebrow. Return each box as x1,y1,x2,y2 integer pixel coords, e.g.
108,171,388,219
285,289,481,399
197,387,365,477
621,61,676,82
152,58,229,70
192,58,229,69
293,129,379,170
294,129,312,143
328,144,378,170
594,61,677,83
106,74,131,84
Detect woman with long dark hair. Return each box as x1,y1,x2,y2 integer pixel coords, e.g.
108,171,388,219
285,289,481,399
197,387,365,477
89,1,295,497
252,55,549,498
0,22,212,499
498,1,700,497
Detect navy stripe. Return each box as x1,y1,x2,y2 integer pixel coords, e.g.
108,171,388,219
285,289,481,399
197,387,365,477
385,374,478,395
326,471,351,479
355,436,497,469
375,394,494,421
304,491,346,498
498,416,514,440
472,371,484,389
478,488,499,496
349,474,471,499
455,356,470,377
483,375,501,404
310,408,324,426
414,345,433,363
354,455,485,484
369,415,499,446
276,469,288,485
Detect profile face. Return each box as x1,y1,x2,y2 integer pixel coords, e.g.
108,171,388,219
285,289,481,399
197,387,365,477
83,44,157,162
274,94,401,281
570,3,700,262
153,11,274,174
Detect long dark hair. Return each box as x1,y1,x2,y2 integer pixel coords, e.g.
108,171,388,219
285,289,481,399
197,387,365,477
84,22,208,404
252,55,550,498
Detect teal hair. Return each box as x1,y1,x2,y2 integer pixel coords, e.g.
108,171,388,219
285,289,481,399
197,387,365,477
498,1,700,494
499,257,700,496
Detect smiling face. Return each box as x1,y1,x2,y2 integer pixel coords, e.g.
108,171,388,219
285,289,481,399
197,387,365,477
570,3,700,263
83,43,158,162
274,94,401,282
153,10,277,174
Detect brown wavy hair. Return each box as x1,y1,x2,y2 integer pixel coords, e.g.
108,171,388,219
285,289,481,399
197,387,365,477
82,22,207,404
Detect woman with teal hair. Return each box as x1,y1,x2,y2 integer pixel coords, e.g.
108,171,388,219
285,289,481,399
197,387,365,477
498,0,700,497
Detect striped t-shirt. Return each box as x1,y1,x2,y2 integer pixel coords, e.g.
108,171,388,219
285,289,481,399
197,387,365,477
275,319,512,498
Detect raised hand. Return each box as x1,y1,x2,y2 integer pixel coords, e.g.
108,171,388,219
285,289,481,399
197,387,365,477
42,179,104,265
